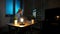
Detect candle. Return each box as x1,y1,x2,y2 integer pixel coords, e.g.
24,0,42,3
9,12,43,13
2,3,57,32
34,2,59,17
14,20,18,25
31,19,34,24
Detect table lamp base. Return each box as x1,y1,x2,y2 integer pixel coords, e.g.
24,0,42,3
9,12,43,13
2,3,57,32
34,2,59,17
20,23,25,25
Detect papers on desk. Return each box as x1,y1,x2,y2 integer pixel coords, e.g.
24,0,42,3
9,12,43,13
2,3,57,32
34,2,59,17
19,25,25,27
7,20,35,27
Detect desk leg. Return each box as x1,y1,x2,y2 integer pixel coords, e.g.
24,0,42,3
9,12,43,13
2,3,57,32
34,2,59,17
17,28,25,34
8,26,17,34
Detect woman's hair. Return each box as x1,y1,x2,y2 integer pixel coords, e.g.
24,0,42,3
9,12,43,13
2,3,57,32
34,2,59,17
17,9,22,13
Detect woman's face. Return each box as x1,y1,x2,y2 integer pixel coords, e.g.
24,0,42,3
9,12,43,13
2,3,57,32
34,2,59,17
19,11,22,14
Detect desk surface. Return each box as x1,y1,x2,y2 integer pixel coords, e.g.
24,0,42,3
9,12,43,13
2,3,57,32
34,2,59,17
7,21,35,27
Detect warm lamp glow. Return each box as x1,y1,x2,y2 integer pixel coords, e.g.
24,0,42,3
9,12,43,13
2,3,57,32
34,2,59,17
56,16,59,19
20,18,24,22
19,25,24,27
14,20,18,25
31,19,34,24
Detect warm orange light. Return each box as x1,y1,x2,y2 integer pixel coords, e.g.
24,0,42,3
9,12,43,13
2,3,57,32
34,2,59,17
31,19,34,24
19,25,24,27
14,20,18,25
20,18,24,22
56,16,59,19
9,20,35,27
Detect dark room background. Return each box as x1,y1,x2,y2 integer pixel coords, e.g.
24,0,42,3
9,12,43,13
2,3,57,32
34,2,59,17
0,0,60,27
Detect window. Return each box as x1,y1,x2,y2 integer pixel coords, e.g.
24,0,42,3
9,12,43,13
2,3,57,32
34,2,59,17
6,0,20,15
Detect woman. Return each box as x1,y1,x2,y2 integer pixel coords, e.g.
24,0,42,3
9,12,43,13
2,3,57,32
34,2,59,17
16,9,23,22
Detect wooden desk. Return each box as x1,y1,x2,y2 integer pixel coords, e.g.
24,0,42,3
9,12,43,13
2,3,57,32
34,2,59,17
7,21,35,34
8,21,35,27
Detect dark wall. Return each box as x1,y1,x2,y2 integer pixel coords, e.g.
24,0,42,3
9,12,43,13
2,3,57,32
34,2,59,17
23,0,49,21
0,0,60,27
47,0,60,9
45,8,60,21
33,0,60,21
0,0,10,27
24,0,32,16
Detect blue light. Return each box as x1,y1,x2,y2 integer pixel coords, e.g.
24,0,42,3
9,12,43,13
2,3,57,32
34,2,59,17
15,0,20,14
6,0,20,15
6,0,13,15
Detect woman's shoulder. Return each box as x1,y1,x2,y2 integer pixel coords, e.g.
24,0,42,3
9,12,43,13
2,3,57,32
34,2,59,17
16,13,19,15
15,13,20,16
